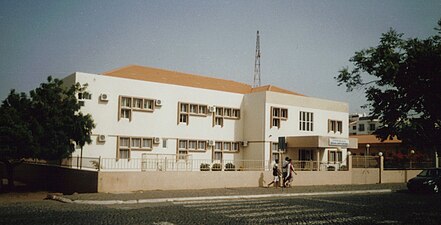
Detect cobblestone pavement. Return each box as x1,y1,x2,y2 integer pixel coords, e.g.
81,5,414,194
1,190,440,224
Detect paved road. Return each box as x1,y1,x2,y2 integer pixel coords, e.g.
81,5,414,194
1,191,440,224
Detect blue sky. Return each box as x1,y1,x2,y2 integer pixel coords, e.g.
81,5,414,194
1,0,439,113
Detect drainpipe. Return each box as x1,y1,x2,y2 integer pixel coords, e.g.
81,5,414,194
435,151,439,168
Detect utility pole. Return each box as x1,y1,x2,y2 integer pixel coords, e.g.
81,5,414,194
253,30,261,88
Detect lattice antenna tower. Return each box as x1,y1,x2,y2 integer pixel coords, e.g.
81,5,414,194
253,30,261,88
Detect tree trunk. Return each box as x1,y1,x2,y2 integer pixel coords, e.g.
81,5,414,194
6,162,14,191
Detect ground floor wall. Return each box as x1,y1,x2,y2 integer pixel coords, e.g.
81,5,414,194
8,163,423,193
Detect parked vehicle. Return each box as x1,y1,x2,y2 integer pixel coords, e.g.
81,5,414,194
407,168,441,193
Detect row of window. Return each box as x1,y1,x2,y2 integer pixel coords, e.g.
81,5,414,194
328,120,343,133
119,96,156,121
117,136,155,159
270,107,288,128
117,96,343,134
353,123,376,132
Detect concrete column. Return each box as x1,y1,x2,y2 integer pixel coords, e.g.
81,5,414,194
348,154,353,171
379,156,384,184
435,152,439,168
316,149,320,171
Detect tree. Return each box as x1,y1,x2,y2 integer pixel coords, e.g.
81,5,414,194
0,77,95,191
335,19,441,155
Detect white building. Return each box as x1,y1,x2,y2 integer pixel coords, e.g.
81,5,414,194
63,65,357,171
349,113,382,135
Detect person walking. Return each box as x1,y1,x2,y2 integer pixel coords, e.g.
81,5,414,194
284,158,297,187
268,159,281,188
282,157,289,187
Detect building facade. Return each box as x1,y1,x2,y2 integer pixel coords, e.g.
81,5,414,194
349,113,382,135
63,65,357,171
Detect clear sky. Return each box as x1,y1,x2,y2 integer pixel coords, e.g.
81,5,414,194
1,0,439,113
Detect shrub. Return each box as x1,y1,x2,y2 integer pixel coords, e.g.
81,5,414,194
200,163,210,171
212,163,222,171
225,163,236,171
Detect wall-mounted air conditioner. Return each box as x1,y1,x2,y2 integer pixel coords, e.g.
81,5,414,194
208,106,216,113
242,141,248,147
155,99,162,106
100,94,109,101
153,137,160,144
208,140,215,146
97,135,106,142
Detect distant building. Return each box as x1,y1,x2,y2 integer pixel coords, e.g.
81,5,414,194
349,113,381,135
63,65,357,171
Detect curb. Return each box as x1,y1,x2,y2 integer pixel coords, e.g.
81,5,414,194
47,189,392,205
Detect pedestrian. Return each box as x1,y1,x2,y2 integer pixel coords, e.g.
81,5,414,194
284,158,297,187
268,159,281,188
282,157,289,187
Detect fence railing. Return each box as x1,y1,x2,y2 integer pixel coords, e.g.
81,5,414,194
352,156,379,168
26,156,349,172
383,157,435,170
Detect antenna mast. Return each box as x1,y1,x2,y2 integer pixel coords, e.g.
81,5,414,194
253,30,261,88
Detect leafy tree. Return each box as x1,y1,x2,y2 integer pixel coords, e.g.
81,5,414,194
336,19,441,155
0,77,95,191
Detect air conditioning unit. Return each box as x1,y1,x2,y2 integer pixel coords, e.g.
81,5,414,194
153,137,160,144
241,141,248,147
208,106,216,113
100,94,108,101
97,135,106,142
208,140,215,146
155,99,162,106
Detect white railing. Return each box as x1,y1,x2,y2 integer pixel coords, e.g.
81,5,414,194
26,156,349,172
99,158,272,172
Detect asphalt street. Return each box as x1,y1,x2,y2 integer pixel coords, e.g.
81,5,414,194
1,190,440,224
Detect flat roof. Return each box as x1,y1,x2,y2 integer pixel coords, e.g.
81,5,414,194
351,134,401,144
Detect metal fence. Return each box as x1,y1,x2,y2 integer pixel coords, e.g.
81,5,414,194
352,156,379,168
26,155,350,172
383,157,435,170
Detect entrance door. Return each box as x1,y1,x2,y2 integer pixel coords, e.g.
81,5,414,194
299,149,313,170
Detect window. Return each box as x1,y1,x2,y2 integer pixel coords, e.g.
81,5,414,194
352,125,357,130
328,120,343,133
178,102,208,125
120,137,130,148
369,124,376,131
119,149,129,159
188,140,197,150
190,104,198,114
215,117,224,127
223,142,231,151
214,151,222,161
212,106,240,127
198,141,206,150
329,150,343,163
118,96,156,121
143,99,154,110
299,111,314,131
133,98,143,109
232,143,239,151
179,114,188,124
358,124,365,131
271,107,288,128
162,139,167,148
179,140,187,149
178,150,188,160
117,136,153,159
78,92,92,100
178,139,208,152
142,139,152,149
131,138,141,148
215,142,222,150
121,97,131,108
271,142,278,151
